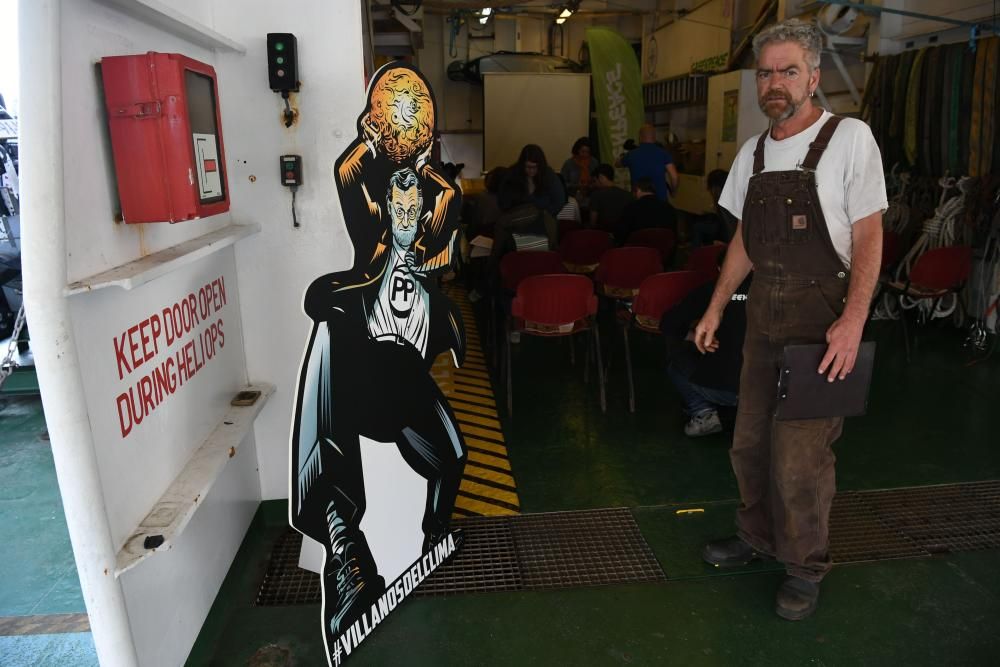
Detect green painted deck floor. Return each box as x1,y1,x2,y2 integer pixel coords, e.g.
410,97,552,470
0,396,98,666
189,320,1000,665
2,318,998,665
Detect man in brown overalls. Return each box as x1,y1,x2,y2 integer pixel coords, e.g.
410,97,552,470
695,19,887,620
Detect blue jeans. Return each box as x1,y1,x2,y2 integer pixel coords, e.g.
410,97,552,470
667,363,738,417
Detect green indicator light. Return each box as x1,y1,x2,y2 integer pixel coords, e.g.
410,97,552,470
275,42,285,51
276,56,284,64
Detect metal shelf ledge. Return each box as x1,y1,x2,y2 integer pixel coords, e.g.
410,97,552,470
94,0,246,54
114,382,274,577
66,223,260,296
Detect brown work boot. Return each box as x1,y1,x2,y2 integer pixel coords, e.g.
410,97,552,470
775,576,820,621
701,535,764,568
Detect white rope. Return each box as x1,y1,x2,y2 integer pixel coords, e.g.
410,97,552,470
871,167,913,321
0,303,25,389
891,176,975,323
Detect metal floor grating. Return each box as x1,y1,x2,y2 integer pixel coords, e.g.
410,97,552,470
510,508,664,590
414,515,522,596
833,480,1000,561
254,528,322,606
255,508,663,605
255,481,1000,605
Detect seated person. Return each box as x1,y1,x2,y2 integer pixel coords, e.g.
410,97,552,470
500,144,566,219
660,252,751,437
616,177,677,245
560,137,598,205
490,145,564,264
588,163,633,232
690,169,737,246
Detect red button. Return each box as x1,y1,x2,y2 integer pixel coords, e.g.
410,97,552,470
204,159,217,172
277,69,285,77
285,171,295,180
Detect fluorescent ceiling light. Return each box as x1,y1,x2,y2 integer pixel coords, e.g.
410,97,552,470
559,9,573,18
480,7,491,24
555,17,566,24
481,8,492,16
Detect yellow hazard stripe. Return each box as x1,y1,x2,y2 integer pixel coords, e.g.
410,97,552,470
466,449,511,471
464,436,508,456
464,463,516,488
453,412,502,430
455,368,491,380
435,284,520,519
445,383,494,399
443,390,496,408
451,375,493,389
448,400,498,418
459,479,520,507
454,496,519,516
460,423,505,443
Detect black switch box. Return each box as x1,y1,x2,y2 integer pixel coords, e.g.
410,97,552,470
280,155,302,186
267,33,299,92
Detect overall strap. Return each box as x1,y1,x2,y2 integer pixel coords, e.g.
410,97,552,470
800,115,844,171
752,130,768,175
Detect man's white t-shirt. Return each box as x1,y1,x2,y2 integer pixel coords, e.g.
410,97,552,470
718,110,888,268
367,246,429,357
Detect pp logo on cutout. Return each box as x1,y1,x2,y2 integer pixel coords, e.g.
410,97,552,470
390,267,415,316
791,215,808,230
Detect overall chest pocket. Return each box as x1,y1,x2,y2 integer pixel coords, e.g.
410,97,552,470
780,196,814,245
760,179,814,246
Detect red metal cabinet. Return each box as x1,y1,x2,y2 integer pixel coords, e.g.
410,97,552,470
101,52,229,223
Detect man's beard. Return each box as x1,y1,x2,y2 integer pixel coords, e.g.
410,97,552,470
758,89,807,121
392,221,417,249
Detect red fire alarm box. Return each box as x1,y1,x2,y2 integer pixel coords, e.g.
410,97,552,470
101,52,229,223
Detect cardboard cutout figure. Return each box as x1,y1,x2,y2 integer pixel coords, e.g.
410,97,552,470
290,63,467,663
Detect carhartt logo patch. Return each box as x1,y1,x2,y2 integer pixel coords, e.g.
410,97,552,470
791,215,808,230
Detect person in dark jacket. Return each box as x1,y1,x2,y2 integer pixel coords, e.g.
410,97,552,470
661,253,751,436
499,144,566,218
616,178,676,244
588,163,633,232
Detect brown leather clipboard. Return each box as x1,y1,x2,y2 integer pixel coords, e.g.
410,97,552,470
775,342,876,421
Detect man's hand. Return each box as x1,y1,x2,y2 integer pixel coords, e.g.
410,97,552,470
360,113,381,156
818,313,865,381
693,309,722,354
415,141,433,174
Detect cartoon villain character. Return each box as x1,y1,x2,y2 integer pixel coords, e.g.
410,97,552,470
289,63,467,653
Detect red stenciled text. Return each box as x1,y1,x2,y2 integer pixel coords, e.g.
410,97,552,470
113,276,228,438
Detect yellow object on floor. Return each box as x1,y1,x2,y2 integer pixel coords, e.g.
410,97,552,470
434,285,521,517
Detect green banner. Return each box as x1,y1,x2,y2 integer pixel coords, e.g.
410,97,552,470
586,27,645,164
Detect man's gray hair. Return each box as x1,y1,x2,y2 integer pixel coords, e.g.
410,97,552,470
387,167,422,204
752,18,823,70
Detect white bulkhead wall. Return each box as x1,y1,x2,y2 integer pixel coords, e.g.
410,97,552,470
212,0,366,502
43,0,363,664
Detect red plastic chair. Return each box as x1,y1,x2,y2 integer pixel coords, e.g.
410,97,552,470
625,228,678,267
684,243,728,285
491,251,567,365
559,229,613,274
870,230,906,318
884,245,972,360
594,247,663,299
558,218,583,241
620,271,703,412
500,251,567,292
881,231,903,273
507,274,605,415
